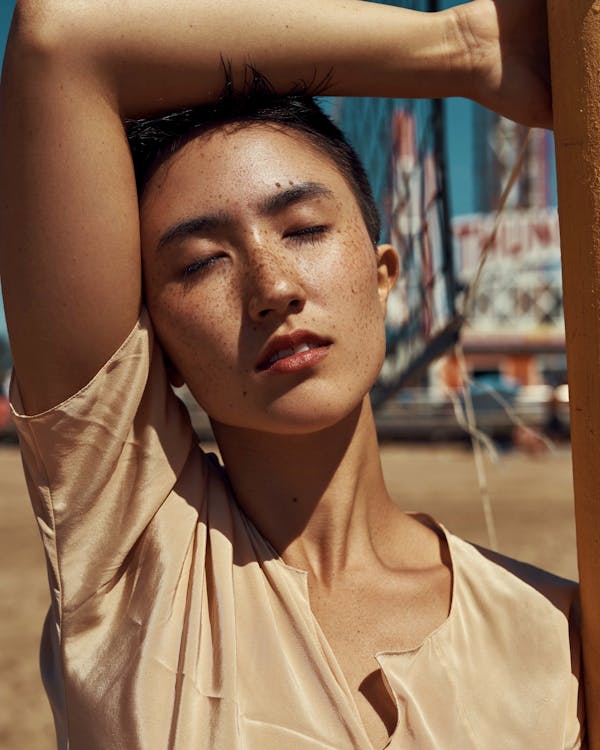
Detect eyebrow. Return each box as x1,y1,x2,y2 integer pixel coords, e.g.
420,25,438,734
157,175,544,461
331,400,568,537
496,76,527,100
156,181,335,251
156,214,230,251
257,181,335,216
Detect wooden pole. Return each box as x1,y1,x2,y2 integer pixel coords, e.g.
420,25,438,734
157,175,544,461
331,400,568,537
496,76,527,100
548,1,600,745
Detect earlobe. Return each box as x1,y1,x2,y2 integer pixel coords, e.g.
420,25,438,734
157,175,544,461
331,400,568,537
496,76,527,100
376,243,400,310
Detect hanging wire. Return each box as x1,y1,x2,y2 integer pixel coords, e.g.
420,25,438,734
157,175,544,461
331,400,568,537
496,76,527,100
454,129,532,550
460,131,532,321
455,341,499,550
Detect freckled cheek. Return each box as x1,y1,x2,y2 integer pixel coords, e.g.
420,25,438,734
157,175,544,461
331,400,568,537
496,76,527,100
150,290,241,376
327,247,386,361
307,248,380,314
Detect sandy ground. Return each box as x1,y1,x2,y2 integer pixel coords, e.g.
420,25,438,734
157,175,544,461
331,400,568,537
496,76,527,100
0,442,578,750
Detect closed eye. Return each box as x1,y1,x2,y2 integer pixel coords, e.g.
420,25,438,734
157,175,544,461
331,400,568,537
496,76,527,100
182,254,226,277
285,225,329,244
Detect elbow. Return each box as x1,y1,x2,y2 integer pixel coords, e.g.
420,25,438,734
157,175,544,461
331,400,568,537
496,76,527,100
8,1,88,61
10,1,60,51
2,1,110,98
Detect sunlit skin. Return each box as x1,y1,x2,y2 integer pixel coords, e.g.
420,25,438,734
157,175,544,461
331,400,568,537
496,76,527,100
140,125,395,434
139,124,452,747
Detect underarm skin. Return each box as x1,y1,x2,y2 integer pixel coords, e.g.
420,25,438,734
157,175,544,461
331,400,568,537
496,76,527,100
0,0,549,413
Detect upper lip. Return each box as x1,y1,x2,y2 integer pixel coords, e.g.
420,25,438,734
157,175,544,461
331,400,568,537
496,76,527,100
255,330,331,371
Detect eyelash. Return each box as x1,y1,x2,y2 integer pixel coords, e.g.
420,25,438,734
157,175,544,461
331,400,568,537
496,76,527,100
182,255,224,277
285,225,328,243
181,226,328,278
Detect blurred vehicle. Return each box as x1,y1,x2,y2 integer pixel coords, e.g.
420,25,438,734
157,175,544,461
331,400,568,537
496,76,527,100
374,380,553,442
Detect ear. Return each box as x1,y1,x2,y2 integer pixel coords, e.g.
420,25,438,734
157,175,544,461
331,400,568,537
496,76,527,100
165,356,185,388
376,243,399,313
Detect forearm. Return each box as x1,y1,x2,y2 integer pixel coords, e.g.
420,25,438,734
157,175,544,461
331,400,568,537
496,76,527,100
13,0,469,117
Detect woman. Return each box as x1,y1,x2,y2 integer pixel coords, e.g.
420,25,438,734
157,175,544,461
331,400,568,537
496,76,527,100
0,1,582,748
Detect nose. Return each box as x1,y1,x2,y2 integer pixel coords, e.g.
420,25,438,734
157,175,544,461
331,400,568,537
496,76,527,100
246,252,306,322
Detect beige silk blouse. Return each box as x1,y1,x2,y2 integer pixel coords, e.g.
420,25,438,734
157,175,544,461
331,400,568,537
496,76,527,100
11,312,584,750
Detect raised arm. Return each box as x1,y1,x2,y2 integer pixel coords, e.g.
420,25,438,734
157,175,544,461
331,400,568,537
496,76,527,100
0,0,550,414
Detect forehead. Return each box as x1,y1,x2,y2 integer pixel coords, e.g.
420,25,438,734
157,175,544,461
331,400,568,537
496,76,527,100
140,124,354,221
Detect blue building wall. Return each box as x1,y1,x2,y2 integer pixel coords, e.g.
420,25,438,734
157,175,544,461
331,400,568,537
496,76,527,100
0,1,14,52
0,1,16,339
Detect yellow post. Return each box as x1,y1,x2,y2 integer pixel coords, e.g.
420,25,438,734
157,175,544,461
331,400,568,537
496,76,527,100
548,1,600,745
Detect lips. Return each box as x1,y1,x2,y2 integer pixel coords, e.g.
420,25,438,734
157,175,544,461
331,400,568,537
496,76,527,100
256,331,331,372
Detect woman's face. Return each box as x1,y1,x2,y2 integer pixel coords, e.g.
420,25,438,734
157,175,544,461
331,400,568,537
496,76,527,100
140,124,397,434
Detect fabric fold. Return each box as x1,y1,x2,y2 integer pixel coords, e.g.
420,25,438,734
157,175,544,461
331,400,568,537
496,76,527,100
11,311,584,749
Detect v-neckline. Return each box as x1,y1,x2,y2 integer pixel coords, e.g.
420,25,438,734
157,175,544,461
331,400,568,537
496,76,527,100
235,494,457,749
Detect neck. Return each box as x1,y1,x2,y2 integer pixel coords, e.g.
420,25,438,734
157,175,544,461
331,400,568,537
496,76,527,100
212,396,401,583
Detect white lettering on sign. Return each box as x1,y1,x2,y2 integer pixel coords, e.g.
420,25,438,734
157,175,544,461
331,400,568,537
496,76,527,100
453,209,560,274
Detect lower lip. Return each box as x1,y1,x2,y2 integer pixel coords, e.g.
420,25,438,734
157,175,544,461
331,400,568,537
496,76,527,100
260,345,331,374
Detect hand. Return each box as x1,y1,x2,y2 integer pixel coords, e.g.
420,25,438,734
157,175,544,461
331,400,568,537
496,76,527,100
451,0,552,128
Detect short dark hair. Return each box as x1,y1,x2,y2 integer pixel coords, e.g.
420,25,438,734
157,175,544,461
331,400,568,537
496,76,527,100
125,70,380,243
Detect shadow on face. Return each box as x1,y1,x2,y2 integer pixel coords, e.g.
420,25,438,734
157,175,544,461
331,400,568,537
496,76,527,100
138,123,399,436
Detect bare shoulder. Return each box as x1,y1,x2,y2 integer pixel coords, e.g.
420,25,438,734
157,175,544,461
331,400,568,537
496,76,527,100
403,511,452,570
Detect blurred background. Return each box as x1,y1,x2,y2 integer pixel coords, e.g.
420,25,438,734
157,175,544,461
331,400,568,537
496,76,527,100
0,2,577,749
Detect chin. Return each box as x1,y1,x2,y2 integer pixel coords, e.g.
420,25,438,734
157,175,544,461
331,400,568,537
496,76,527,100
260,410,359,437
215,388,372,438
196,354,384,437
